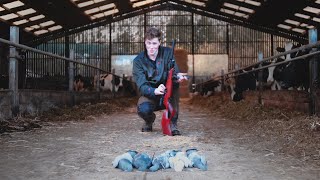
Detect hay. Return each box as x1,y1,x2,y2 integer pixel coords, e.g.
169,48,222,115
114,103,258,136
0,97,138,134
188,95,320,166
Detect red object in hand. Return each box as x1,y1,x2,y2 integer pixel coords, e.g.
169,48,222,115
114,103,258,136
161,67,176,136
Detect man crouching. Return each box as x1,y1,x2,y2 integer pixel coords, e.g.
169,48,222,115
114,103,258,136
132,27,187,136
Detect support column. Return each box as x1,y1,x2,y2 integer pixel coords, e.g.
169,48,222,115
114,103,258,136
191,12,195,92
9,26,19,116
69,49,74,92
258,52,263,105
69,49,75,106
308,29,318,116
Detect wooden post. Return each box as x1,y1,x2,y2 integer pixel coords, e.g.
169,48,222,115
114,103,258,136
9,26,19,117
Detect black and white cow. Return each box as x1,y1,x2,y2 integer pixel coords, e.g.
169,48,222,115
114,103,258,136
194,79,221,97
225,68,257,101
74,74,94,91
94,73,123,92
271,42,310,90
119,77,138,97
227,42,312,101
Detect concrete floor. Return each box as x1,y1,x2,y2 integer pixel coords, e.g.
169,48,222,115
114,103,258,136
0,101,319,180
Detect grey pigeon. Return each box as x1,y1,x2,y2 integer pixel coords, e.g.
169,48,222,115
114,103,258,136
133,152,152,171
186,148,208,171
112,150,138,172
149,150,179,172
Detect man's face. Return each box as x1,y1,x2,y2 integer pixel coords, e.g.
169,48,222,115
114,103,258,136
145,38,160,57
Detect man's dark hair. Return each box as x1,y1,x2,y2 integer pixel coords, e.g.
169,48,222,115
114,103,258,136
145,27,162,41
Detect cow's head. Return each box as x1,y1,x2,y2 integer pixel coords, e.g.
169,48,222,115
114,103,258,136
112,75,123,92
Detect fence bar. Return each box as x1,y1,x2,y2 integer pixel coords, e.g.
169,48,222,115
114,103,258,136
9,26,19,116
0,37,107,73
225,41,320,78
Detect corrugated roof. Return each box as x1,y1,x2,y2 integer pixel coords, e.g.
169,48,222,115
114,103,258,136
0,0,319,44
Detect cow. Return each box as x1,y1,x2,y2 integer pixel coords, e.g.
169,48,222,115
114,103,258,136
271,42,310,90
226,69,257,101
194,80,221,97
74,74,94,91
227,42,313,101
119,77,138,97
94,73,123,92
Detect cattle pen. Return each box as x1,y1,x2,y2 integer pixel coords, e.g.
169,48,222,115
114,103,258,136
1,1,320,179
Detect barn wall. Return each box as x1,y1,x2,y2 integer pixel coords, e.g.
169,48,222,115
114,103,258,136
0,91,12,119
0,90,116,119
22,10,296,83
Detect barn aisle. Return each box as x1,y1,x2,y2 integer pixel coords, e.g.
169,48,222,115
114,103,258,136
0,99,318,180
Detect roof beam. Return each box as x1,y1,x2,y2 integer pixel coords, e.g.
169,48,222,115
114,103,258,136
28,1,307,46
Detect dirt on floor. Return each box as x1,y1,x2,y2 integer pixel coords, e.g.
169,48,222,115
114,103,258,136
0,96,319,179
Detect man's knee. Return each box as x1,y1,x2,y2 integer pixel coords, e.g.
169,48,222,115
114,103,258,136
137,102,154,116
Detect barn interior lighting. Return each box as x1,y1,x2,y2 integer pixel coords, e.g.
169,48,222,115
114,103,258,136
303,6,320,15
294,13,310,19
3,1,24,9
234,12,249,19
94,0,106,3
284,19,300,26
39,21,55,27
103,8,119,16
277,24,291,30
34,30,49,36
182,0,207,7
71,0,117,20
78,1,94,8
85,8,100,15
223,2,254,14
220,8,249,19
17,8,36,16
0,13,19,21
93,13,104,19
236,0,261,6
13,19,28,25
312,17,320,22
29,14,45,21
30,25,40,29
291,28,306,34
100,3,116,10
24,27,33,31
131,0,160,8
48,25,62,31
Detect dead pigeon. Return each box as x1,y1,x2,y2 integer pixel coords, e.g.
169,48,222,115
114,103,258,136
133,152,152,171
186,148,207,171
149,150,179,172
112,150,138,172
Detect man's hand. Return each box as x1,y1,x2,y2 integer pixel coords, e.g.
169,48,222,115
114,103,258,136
176,73,189,83
154,84,166,95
